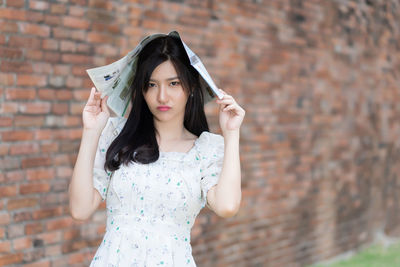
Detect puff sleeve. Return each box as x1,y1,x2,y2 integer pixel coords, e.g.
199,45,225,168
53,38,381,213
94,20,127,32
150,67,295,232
199,132,225,209
93,116,126,201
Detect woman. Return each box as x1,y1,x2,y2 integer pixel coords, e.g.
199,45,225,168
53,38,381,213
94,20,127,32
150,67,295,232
68,33,245,266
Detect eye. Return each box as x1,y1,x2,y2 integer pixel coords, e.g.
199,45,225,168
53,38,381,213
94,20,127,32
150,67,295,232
170,81,181,86
148,82,157,88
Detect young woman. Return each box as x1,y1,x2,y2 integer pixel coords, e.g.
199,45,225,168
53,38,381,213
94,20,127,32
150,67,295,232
68,34,245,266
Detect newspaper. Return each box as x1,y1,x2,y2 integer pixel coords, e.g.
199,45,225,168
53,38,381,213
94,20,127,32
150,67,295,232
86,31,223,117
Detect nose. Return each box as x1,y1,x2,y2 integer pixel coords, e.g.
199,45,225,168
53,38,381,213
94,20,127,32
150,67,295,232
157,84,168,103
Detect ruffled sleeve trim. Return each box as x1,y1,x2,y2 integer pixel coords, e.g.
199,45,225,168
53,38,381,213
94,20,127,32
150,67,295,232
93,116,127,201
197,131,225,209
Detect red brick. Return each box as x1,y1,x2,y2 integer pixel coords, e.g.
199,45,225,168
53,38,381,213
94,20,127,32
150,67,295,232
19,102,51,114
0,8,26,20
26,168,54,181
53,103,69,115
0,102,19,113
36,231,62,245
34,129,53,140
71,66,88,77
54,65,71,75
0,241,11,253
63,16,90,29
25,222,44,235
0,73,15,85
56,89,73,100
42,39,59,50
0,253,23,265
61,54,92,64
70,103,83,115
60,40,76,52
23,260,51,267
0,61,33,73
25,49,44,60
13,236,32,250
16,75,47,87
0,144,9,156
5,170,25,183
14,210,34,221
6,88,36,100
50,4,67,14
44,14,62,26
56,166,72,178
0,20,18,32
44,51,61,63
31,206,62,220
63,229,80,240
0,47,22,59
9,36,42,48
0,185,18,197
77,43,91,53
87,32,111,43
0,212,10,225
0,227,5,239
40,142,59,153
19,22,50,37
38,88,56,100
8,198,38,210
69,6,87,16
21,157,52,168
66,76,83,88
29,1,49,11
10,143,40,155
19,183,51,194
6,0,24,7
47,217,74,231
1,130,34,141
14,116,45,127
0,116,12,127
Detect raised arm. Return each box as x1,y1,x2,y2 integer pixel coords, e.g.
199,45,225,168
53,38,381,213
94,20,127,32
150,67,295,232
68,87,110,221
207,89,245,218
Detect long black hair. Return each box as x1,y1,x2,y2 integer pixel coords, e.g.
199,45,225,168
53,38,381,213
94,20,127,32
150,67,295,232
105,35,209,171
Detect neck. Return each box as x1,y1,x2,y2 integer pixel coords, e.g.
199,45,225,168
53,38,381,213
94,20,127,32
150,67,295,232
154,117,187,142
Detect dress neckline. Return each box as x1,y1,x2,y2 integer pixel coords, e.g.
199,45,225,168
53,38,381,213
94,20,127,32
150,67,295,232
159,131,206,156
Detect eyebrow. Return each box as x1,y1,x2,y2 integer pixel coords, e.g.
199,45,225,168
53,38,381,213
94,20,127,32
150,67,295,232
149,77,180,82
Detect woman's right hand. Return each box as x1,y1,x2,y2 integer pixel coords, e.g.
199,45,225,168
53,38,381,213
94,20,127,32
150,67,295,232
82,87,110,132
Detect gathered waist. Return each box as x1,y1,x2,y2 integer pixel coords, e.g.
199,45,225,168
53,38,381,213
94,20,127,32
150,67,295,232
106,214,191,238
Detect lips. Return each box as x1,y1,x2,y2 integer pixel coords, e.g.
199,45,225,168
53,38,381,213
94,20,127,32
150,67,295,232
157,106,171,111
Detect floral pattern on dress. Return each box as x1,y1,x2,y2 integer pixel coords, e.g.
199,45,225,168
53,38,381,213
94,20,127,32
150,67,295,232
90,116,224,267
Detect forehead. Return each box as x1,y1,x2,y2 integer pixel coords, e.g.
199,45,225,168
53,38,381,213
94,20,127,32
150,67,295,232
150,60,178,80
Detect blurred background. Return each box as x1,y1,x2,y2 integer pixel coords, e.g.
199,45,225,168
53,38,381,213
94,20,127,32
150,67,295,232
1,0,400,266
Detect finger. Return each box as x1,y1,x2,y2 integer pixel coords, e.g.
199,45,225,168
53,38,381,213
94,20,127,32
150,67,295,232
222,104,239,112
87,87,95,103
216,98,235,105
84,105,100,113
218,88,227,95
101,95,110,114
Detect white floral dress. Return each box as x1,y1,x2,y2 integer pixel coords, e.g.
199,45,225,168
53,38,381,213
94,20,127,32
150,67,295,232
89,116,224,267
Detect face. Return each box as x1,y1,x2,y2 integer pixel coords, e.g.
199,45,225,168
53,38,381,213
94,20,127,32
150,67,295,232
143,60,189,123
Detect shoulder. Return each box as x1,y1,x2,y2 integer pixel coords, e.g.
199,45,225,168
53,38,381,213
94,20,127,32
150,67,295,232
196,131,224,156
198,131,224,145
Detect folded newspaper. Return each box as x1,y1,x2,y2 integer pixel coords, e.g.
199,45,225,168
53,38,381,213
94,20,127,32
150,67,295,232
86,31,224,117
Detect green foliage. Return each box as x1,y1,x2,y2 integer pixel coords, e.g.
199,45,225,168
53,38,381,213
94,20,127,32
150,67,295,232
310,242,400,267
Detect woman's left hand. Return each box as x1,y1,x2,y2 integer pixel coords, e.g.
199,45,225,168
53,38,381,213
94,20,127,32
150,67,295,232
216,89,245,136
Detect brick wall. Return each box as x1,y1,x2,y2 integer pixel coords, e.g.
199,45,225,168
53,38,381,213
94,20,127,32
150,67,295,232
1,0,400,266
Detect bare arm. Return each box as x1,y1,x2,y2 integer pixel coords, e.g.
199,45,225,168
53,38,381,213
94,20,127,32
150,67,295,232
207,89,245,218
68,87,110,221
207,131,241,218
69,129,103,220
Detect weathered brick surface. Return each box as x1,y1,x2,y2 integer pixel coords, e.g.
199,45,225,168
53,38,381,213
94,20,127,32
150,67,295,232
1,0,400,266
